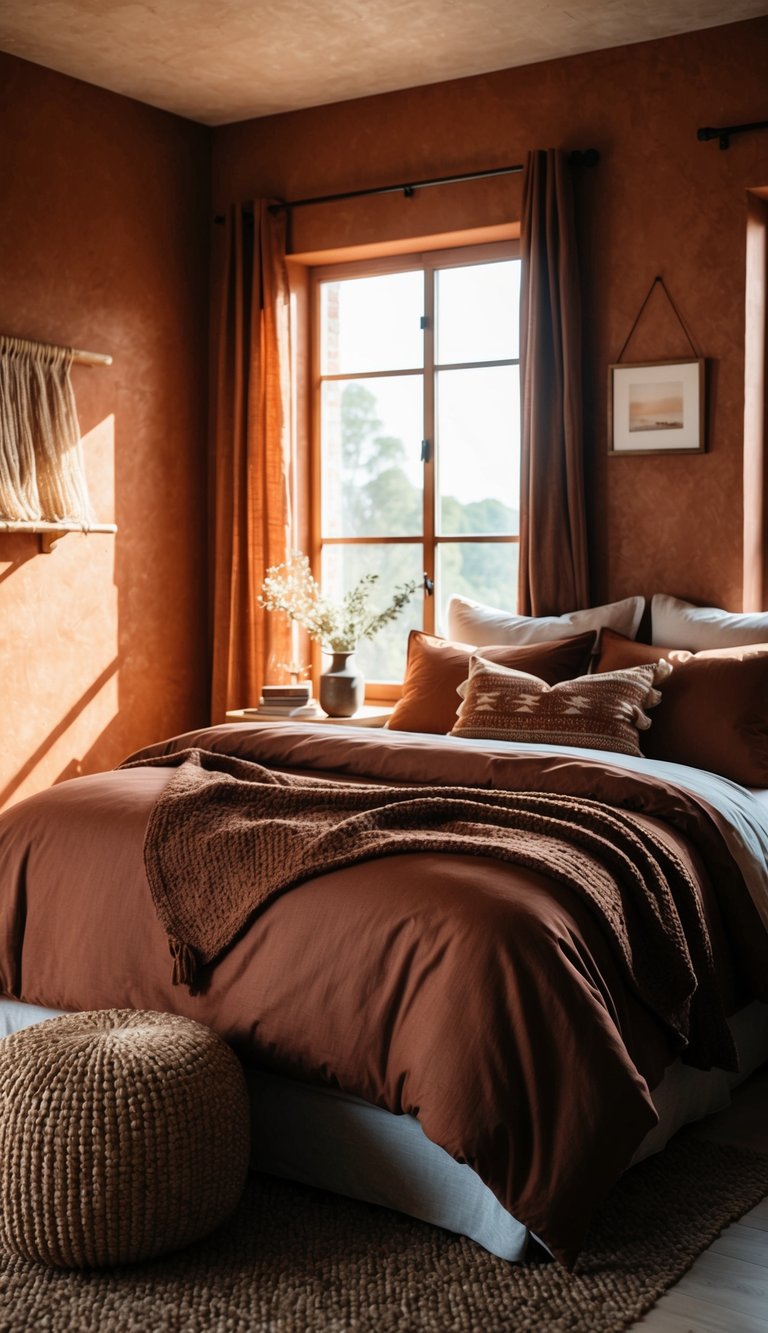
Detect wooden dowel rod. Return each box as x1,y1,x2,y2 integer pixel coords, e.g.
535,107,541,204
0,520,117,533
71,348,113,367
0,336,112,368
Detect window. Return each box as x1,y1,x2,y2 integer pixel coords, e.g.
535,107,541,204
313,243,521,687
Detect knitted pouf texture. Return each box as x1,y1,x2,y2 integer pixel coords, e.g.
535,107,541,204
0,1009,250,1269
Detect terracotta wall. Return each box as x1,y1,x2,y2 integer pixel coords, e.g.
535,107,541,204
1,19,766,807
213,16,768,617
0,54,211,809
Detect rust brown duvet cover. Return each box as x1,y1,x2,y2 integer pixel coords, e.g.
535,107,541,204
0,721,766,1265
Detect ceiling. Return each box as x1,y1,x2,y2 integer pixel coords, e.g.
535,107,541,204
1,0,767,126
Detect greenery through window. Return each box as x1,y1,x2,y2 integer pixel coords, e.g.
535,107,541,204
314,244,520,685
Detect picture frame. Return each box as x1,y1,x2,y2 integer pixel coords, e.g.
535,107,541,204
608,358,706,455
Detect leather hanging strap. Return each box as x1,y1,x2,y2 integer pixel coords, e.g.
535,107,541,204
616,275,701,363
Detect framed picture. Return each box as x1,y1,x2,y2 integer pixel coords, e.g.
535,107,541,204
608,358,706,455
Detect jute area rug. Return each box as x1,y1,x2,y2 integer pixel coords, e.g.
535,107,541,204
1,1134,767,1333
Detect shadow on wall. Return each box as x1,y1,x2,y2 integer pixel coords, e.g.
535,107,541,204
0,659,120,810
0,410,121,814
0,547,37,586
1,346,209,813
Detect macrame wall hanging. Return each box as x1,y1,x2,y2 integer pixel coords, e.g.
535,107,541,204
0,335,93,525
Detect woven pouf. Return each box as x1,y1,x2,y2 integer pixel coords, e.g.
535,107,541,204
0,1009,250,1268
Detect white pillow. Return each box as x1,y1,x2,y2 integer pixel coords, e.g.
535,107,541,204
651,594,768,650
446,594,645,647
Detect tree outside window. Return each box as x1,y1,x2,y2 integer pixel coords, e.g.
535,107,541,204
314,245,520,685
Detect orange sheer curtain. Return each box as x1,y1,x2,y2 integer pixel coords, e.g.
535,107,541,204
517,150,589,616
209,202,293,721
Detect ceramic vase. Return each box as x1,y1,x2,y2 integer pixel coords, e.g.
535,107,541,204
319,651,364,718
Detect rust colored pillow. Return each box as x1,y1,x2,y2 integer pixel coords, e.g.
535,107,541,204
449,655,668,757
387,630,597,735
595,629,768,785
596,628,693,673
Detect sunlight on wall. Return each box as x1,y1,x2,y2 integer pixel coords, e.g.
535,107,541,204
0,415,119,811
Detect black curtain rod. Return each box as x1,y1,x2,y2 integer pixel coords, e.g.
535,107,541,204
210,149,600,224
266,148,598,214
268,163,522,214
697,118,768,150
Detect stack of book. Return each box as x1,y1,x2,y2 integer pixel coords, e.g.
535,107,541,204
244,683,320,719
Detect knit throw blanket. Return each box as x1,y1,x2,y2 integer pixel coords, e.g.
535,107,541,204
130,748,736,1070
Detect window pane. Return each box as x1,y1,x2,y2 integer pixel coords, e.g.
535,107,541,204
321,377,423,538
436,542,519,634
320,272,423,375
322,544,423,682
436,366,519,536
435,260,520,365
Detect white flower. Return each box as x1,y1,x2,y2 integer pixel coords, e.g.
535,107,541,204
259,551,419,653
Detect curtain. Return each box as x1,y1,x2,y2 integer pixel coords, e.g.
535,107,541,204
743,192,768,611
517,149,589,616
209,202,293,722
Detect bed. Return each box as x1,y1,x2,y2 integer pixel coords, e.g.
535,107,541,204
1,698,768,1267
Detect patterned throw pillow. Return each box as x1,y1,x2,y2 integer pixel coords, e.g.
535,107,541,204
387,629,597,735
450,655,671,757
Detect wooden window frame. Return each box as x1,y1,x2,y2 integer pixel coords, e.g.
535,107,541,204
310,239,520,699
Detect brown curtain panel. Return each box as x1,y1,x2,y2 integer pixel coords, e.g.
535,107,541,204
209,202,293,721
517,149,589,616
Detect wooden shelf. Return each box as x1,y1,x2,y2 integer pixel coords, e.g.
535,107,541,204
0,520,117,553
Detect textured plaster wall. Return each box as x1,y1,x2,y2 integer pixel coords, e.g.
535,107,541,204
1,18,766,808
214,16,768,616
0,53,211,810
